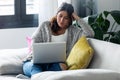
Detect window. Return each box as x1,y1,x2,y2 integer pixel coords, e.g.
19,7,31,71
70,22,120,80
26,0,39,14
0,0,38,29
0,0,14,15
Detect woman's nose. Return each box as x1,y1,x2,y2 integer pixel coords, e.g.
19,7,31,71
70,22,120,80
60,17,64,22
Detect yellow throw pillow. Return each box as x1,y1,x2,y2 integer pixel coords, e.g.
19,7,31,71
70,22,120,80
66,36,94,70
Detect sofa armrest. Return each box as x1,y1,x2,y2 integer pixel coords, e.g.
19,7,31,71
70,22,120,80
31,69,120,80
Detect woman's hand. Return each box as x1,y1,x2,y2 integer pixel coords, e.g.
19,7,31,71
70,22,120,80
72,12,80,21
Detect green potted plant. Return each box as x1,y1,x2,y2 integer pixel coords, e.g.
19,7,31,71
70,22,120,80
88,10,120,44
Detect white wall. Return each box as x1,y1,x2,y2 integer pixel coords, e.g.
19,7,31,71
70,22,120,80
57,0,71,7
0,28,36,49
97,0,120,13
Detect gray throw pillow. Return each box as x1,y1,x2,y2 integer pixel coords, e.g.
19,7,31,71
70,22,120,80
0,48,28,75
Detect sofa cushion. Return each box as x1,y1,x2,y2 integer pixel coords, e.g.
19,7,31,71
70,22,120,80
32,69,120,80
0,48,28,75
0,75,30,80
66,36,94,70
88,38,120,72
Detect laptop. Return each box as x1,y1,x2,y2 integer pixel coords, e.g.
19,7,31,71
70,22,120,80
32,42,66,64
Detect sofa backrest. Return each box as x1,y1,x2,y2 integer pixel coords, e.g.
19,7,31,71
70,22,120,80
87,38,120,72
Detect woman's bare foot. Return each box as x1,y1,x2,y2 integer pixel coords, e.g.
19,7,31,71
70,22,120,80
59,63,68,70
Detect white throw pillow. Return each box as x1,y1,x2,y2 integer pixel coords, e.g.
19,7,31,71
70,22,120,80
0,48,28,75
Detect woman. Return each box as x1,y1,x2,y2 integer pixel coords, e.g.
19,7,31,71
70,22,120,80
23,2,94,77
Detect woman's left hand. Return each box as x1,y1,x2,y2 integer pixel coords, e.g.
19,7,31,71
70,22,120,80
72,12,80,21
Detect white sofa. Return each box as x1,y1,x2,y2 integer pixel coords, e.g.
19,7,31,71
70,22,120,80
0,38,120,80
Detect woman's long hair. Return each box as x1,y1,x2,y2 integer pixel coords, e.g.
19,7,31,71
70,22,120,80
50,16,60,33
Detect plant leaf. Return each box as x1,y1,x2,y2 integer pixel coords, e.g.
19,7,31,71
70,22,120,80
101,19,110,33
88,14,98,25
109,31,120,44
110,10,120,24
103,11,110,18
104,36,109,41
106,32,115,36
90,23,104,40
96,13,105,26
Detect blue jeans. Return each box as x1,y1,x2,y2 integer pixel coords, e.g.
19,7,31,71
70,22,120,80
23,61,62,77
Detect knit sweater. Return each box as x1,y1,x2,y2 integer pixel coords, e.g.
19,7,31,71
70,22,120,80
25,18,94,61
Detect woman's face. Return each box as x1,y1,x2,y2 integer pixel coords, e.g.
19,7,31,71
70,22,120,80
57,11,71,29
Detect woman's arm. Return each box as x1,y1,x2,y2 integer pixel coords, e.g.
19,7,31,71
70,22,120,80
72,13,94,37
31,24,43,43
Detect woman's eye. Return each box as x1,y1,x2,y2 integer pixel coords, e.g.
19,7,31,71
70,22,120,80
59,15,62,18
58,14,62,18
64,17,69,20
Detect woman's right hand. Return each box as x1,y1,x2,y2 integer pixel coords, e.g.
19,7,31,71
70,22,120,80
59,63,68,70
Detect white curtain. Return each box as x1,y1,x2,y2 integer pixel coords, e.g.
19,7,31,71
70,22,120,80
38,0,58,26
